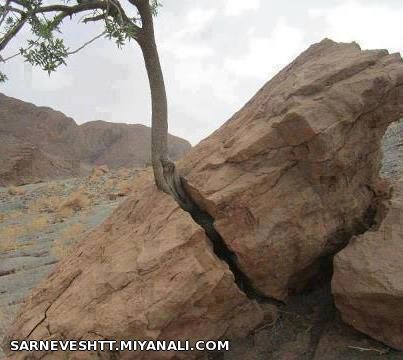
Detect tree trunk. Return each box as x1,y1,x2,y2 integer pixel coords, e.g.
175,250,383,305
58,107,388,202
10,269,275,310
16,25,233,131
137,1,191,209
139,26,170,194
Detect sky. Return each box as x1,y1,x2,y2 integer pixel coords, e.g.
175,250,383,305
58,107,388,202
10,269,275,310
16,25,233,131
1,0,403,145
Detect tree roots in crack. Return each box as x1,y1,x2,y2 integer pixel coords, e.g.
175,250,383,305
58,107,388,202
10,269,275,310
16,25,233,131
160,161,386,310
161,160,283,307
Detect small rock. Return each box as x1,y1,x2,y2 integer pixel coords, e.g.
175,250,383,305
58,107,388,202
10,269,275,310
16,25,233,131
332,180,403,350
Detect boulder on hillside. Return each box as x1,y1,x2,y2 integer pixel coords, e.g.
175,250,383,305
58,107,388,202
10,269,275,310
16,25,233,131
332,180,403,350
180,38,403,300
3,39,403,359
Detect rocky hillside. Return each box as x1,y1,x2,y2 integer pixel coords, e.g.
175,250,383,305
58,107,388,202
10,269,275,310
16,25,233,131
0,93,191,186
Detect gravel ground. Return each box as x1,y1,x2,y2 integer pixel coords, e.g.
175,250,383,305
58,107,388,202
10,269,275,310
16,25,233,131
381,119,403,181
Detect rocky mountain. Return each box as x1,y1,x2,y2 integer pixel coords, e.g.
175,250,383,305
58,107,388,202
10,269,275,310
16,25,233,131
0,93,191,186
3,39,403,359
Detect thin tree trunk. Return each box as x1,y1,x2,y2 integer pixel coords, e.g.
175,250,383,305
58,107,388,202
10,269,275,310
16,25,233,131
139,31,170,193
137,1,190,208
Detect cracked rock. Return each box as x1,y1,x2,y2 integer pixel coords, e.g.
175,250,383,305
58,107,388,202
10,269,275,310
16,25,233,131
3,39,403,359
180,38,403,301
2,176,263,359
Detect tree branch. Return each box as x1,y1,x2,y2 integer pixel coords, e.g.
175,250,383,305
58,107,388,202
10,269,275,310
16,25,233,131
0,0,12,28
0,14,27,51
0,1,108,53
83,12,105,23
0,0,143,53
1,5,24,15
67,30,106,55
1,29,105,63
0,36,36,62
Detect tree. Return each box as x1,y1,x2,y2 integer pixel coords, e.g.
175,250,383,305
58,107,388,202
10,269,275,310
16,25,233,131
0,0,189,207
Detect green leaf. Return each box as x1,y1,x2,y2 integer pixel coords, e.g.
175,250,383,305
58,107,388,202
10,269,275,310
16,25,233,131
0,72,8,83
150,0,162,16
21,37,68,74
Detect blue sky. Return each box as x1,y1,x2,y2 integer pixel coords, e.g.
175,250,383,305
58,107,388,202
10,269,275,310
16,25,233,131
2,0,403,144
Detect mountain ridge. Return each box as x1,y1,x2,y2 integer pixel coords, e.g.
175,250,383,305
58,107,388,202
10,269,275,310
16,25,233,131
0,92,191,186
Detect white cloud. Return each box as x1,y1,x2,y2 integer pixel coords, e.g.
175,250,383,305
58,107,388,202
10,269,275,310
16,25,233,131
6,0,402,146
309,0,403,53
224,0,261,16
183,8,217,34
157,7,238,103
224,17,305,78
159,7,216,60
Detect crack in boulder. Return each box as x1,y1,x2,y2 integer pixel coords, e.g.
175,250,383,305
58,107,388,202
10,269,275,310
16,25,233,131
176,176,284,307
3,39,403,359
26,269,82,339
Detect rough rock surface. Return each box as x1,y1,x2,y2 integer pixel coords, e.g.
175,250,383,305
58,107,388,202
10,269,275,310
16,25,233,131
0,167,143,359
180,39,403,301
0,94,191,186
3,39,403,359
2,174,263,359
332,180,403,350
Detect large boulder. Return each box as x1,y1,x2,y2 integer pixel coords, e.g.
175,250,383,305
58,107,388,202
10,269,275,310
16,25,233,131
3,39,403,359
180,39,403,300
332,180,403,350
2,174,263,360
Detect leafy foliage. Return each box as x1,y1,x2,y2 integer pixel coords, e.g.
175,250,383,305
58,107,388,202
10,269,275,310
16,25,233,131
0,0,161,81
150,0,162,16
1,15,18,37
104,16,135,48
0,71,7,82
16,16,68,74
21,38,67,74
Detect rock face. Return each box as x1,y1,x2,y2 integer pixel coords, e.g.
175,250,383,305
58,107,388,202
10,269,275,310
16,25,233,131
180,39,403,301
332,180,403,350
3,174,263,360
3,39,403,359
0,94,191,186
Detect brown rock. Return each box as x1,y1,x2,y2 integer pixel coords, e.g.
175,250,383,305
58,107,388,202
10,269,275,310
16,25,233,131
3,39,403,359
180,39,403,301
332,180,403,350
0,94,191,186
2,173,263,359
